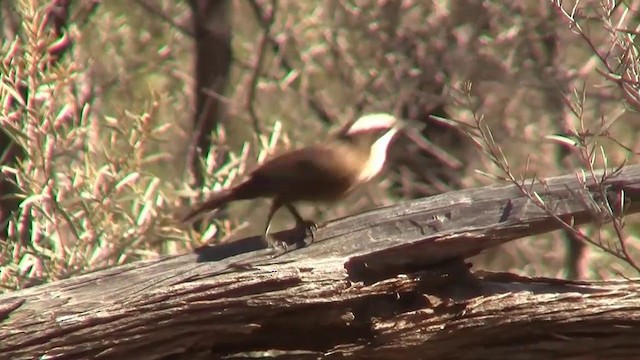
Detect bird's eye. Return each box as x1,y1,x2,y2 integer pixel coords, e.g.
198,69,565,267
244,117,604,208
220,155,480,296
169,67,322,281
338,132,355,141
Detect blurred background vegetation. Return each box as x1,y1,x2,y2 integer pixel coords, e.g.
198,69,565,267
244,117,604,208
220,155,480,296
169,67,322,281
1,0,639,292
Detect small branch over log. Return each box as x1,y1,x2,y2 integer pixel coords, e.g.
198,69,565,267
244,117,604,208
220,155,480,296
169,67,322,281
2,165,640,359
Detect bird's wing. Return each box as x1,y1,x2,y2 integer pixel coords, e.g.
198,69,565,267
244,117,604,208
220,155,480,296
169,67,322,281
249,146,358,199
251,147,343,179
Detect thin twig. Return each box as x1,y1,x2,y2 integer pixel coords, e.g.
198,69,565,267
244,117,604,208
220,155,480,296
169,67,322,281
245,0,278,139
246,0,333,125
552,0,640,111
455,77,640,274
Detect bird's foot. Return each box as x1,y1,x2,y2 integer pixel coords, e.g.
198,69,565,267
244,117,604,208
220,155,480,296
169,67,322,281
300,220,317,245
268,238,289,257
264,220,317,258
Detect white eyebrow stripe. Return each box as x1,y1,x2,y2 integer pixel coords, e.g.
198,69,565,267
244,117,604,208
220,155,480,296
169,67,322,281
347,113,397,133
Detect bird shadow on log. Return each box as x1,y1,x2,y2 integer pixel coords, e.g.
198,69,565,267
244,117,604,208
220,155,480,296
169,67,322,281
193,223,314,263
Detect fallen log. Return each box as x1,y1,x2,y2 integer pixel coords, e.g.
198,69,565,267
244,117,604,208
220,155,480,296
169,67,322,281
2,165,640,359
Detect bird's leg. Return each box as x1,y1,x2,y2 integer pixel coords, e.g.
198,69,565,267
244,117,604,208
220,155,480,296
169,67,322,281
264,200,288,254
284,203,317,243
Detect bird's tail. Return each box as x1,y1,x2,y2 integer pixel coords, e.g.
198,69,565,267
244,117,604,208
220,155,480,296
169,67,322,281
182,187,237,223
182,180,264,223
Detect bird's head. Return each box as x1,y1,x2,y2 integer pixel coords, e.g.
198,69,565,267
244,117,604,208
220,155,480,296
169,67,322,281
336,113,405,182
337,113,402,146
341,112,400,137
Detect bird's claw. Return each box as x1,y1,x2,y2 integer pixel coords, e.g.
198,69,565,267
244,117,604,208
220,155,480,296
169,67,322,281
269,238,289,257
301,220,317,244
265,220,317,258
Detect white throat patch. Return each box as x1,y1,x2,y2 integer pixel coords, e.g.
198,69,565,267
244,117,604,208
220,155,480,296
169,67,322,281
357,127,398,182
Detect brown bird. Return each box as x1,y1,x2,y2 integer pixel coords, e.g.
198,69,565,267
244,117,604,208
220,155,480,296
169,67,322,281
183,113,405,249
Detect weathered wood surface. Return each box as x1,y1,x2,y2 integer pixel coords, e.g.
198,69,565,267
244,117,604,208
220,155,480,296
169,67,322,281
2,165,640,359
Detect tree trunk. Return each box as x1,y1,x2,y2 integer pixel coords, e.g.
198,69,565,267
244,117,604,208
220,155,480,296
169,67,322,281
186,0,232,187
